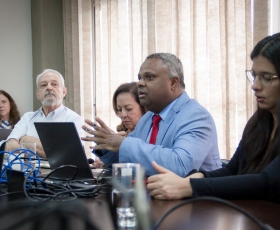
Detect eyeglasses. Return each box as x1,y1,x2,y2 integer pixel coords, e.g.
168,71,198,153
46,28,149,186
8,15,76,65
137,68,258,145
246,70,278,86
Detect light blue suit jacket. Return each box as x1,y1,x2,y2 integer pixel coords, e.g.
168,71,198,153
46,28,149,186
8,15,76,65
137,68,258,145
100,91,221,176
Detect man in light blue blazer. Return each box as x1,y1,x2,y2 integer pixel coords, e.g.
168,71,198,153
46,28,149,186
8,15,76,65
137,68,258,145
83,53,221,176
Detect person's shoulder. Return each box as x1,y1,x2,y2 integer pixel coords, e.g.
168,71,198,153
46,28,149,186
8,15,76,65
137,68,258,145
21,109,41,118
173,92,203,112
186,97,210,113
63,106,77,113
188,98,207,109
63,106,82,118
175,94,214,120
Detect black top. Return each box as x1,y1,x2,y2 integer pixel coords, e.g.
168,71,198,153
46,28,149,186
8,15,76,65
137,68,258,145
190,140,280,203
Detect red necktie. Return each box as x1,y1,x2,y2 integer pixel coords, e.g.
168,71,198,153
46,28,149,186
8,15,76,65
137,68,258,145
149,115,161,144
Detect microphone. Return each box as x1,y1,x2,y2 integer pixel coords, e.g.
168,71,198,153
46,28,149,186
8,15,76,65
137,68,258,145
88,158,94,164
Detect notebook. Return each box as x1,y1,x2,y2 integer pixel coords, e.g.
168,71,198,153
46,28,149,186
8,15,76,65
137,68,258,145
34,122,95,180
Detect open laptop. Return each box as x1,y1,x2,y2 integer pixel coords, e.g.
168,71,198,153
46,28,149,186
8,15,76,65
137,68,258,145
0,141,5,174
0,129,12,173
34,122,95,180
0,129,12,141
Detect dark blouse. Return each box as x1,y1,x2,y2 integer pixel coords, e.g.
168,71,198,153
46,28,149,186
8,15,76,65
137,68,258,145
190,141,280,203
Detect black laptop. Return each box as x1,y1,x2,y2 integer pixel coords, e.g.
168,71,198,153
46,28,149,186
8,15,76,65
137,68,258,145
0,129,12,173
34,122,94,180
0,141,5,175
0,129,12,141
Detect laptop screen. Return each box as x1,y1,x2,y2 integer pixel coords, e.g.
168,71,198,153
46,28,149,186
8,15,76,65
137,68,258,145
0,129,12,141
0,130,12,174
34,122,93,180
0,141,6,174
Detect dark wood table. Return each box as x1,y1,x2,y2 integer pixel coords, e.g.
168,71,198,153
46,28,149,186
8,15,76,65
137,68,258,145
151,198,280,230
1,168,280,230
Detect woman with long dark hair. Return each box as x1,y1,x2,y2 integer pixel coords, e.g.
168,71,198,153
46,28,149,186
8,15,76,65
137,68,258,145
147,33,280,203
0,90,20,129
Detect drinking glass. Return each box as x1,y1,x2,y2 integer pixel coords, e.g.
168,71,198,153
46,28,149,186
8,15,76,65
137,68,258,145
20,142,37,170
112,163,141,228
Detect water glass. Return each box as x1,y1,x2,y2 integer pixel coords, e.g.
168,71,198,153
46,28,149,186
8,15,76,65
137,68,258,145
20,142,37,170
112,163,141,228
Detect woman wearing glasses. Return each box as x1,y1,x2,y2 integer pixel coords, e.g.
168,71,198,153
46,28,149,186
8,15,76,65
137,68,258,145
147,33,280,203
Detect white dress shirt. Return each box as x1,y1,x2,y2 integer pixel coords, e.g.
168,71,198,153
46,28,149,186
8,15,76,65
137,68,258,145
7,105,84,141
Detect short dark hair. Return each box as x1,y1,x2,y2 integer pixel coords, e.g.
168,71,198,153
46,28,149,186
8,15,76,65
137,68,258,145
146,53,185,88
0,90,20,128
112,82,146,132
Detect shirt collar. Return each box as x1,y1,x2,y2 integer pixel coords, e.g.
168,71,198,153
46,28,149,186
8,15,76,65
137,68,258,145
153,98,178,121
39,104,65,118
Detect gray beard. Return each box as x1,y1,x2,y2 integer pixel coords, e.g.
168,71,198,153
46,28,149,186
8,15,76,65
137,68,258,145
41,95,62,107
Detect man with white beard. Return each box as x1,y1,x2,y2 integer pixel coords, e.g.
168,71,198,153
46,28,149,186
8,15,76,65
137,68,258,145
5,69,83,158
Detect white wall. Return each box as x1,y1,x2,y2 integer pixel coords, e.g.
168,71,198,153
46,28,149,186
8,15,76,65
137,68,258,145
0,0,33,116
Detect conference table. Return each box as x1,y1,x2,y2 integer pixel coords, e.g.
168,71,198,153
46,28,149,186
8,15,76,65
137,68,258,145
150,198,280,230
1,189,279,230
0,169,279,230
